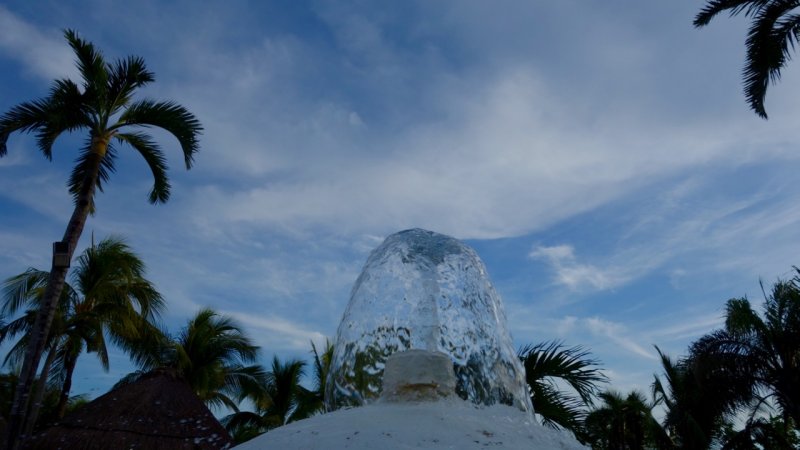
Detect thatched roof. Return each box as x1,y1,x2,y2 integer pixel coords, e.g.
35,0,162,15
24,370,232,449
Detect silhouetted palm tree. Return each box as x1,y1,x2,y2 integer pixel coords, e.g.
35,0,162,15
721,415,799,449
1,237,163,429
118,308,266,412
652,345,752,449
310,339,333,411
223,356,319,444
584,390,667,450
0,29,201,447
518,340,607,435
690,273,800,432
694,0,800,118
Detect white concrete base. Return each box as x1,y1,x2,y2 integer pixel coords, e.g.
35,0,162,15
235,400,587,449
236,350,587,449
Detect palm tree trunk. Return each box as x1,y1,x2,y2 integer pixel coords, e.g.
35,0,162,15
5,136,106,450
55,353,79,419
22,347,57,437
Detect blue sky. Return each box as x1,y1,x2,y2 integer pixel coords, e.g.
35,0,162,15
2,1,800,401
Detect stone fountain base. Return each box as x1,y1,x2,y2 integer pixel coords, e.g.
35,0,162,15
236,350,587,449
235,398,587,449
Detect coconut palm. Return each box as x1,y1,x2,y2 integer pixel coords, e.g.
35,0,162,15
652,350,708,449
689,274,800,430
518,341,607,435
583,390,667,450
652,345,753,449
721,415,799,449
223,356,319,444
1,237,164,427
310,339,334,411
0,29,201,447
119,308,267,412
694,1,800,118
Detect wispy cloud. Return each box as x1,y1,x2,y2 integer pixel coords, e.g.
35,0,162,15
584,317,657,360
533,315,656,361
0,6,76,81
529,244,625,290
225,311,327,353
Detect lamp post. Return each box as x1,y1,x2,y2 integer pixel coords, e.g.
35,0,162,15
52,241,70,269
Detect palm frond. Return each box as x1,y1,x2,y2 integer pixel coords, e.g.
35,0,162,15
115,132,170,203
725,297,764,337
519,340,607,405
531,381,586,430
0,99,55,159
222,364,269,404
117,99,202,168
64,29,108,108
2,268,50,316
106,55,154,114
35,79,91,157
311,339,334,395
204,391,240,412
694,0,771,27
741,0,800,118
222,410,267,434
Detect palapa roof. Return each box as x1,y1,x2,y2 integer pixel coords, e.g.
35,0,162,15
24,370,232,450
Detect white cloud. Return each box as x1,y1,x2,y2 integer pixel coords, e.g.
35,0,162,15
0,6,76,81
650,313,725,343
530,244,627,291
529,245,574,262
584,317,657,360
225,311,327,353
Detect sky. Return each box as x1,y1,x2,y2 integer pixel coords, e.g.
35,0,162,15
1,0,800,404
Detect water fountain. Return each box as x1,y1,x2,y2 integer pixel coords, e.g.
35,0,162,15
238,229,587,449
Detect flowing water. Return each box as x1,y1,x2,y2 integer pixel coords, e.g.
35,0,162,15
325,229,532,413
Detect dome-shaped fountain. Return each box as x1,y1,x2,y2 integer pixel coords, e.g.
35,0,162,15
237,229,587,449
326,228,531,412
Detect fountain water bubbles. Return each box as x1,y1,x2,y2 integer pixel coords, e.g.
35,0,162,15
325,229,532,412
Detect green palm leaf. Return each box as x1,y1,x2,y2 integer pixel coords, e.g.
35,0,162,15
64,29,108,111
118,99,202,168
694,0,800,118
519,340,606,434
106,56,154,114
115,132,170,203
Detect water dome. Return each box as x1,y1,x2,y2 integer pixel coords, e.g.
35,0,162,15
325,228,532,412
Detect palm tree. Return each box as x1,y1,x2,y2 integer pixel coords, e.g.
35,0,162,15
518,340,607,436
1,237,164,427
583,390,667,450
223,356,320,444
119,308,267,412
689,274,800,431
694,1,800,118
652,345,752,449
721,415,799,449
0,29,201,447
310,339,333,411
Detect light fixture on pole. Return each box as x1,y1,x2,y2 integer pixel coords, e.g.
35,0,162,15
52,241,70,269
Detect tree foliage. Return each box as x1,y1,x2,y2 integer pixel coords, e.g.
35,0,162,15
519,340,607,436
694,0,800,118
